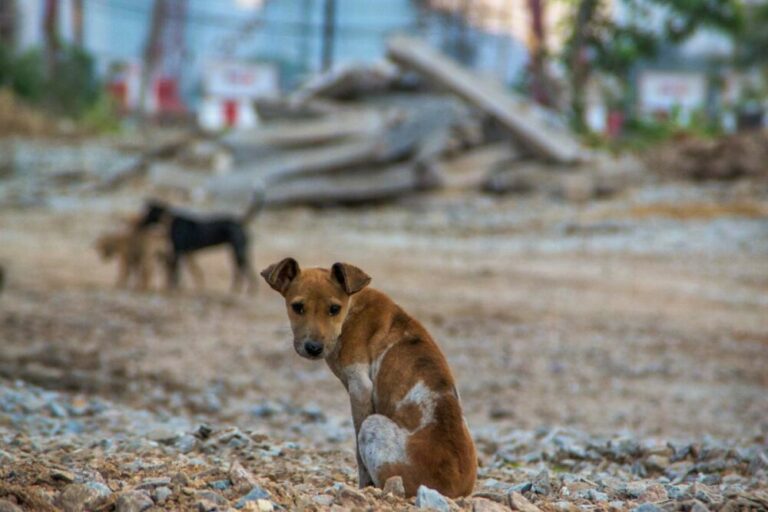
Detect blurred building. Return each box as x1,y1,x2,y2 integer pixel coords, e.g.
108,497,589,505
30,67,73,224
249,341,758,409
420,0,568,71
603,0,765,131
11,0,757,131
198,60,278,130
10,0,534,115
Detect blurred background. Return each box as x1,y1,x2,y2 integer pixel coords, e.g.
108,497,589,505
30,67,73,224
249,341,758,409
0,1,766,511
1,0,767,135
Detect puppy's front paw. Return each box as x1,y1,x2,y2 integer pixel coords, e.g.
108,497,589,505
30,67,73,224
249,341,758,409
358,467,374,488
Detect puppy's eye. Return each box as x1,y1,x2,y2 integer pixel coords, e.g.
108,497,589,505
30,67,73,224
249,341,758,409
291,303,304,315
329,304,341,316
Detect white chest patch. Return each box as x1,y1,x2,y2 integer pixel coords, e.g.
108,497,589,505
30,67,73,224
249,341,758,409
343,364,372,403
396,380,440,431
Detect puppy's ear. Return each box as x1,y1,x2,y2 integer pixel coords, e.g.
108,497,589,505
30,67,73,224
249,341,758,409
261,258,300,295
331,262,371,295
144,197,167,210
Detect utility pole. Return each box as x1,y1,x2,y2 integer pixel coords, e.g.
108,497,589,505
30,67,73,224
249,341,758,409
300,0,312,73
321,0,336,71
451,0,472,65
497,0,514,84
527,0,551,106
160,0,187,81
0,0,16,47
461,0,472,64
72,0,84,47
569,0,598,131
139,0,168,120
43,0,59,78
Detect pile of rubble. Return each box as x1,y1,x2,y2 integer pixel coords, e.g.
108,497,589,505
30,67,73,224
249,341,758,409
164,36,590,208
647,130,768,182
4,38,660,210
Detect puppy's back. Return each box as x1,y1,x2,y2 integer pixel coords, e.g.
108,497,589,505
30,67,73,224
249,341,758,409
367,301,477,496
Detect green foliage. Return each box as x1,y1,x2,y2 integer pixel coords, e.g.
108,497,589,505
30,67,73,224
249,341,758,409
567,0,743,77
734,1,768,69
586,110,723,153
0,42,117,132
79,92,120,134
560,0,744,135
7,47,46,103
0,43,11,86
46,45,100,117
642,0,744,42
591,24,658,80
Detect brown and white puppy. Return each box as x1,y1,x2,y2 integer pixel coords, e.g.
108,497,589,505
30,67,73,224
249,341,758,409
95,225,203,290
261,258,477,498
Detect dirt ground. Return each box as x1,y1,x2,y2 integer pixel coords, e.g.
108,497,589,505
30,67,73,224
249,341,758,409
1,174,767,511
2,182,767,441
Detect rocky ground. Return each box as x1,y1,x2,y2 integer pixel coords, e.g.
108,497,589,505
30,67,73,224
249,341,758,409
0,376,766,511
0,141,767,511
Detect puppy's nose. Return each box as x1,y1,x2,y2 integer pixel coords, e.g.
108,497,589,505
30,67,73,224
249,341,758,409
304,341,324,357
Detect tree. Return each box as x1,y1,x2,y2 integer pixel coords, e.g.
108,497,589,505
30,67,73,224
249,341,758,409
139,0,168,118
72,0,84,48
561,0,744,132
43,0,60,78
563,0,599,132
0,0,15,47
734,1,768,71
527,0,554,106
321,0,336,71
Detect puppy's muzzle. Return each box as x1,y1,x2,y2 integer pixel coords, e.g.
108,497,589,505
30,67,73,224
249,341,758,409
303,340,324,358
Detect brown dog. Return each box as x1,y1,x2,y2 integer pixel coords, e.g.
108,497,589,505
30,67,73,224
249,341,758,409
261,258,476,498
95,225,203,290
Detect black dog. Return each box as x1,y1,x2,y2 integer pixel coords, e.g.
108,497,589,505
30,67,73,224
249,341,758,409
138,191,265,292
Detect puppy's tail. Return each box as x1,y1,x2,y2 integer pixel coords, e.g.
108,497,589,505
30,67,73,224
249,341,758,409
241,188,266,224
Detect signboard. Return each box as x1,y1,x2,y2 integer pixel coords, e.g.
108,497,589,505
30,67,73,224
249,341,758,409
203,61,279,100
638,70,707,116
107,60,143,110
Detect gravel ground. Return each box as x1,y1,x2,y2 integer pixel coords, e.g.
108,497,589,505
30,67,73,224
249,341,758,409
0,166,766,510
0,376,766,511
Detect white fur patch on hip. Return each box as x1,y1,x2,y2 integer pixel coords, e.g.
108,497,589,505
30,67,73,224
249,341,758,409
396,380,440,431
358,414,409,487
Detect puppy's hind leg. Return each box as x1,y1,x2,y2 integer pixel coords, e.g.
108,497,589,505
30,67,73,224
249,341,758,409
358,414,410,489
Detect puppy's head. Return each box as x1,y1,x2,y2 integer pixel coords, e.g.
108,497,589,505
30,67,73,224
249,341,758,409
139,199,169,227
261,258,371,360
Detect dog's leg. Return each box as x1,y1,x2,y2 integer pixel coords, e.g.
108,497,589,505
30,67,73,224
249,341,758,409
358,414,409,488
231,244,256,295
166,254,181,290
137,249,152,291
116,255,130,288
235,264,258,295
139,260,151,291
346,365,375,488
185,257,205,290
